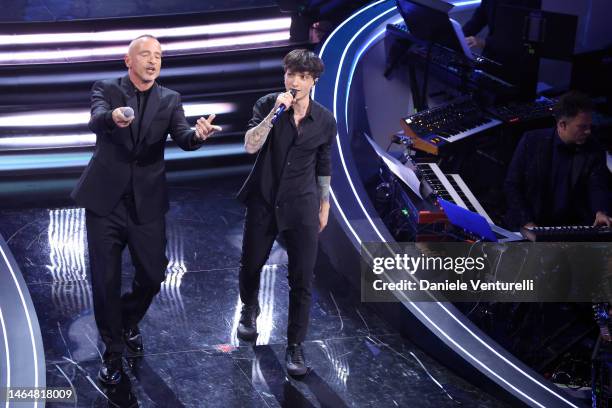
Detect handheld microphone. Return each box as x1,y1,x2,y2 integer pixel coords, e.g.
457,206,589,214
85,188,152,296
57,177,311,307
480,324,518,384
271,89,297,124
121,107,134,119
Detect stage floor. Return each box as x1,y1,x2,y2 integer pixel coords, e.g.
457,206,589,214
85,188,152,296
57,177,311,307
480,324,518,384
0,174,509,407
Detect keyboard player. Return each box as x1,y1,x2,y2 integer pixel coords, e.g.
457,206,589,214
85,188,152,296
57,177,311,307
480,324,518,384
462,0,540,97
504,91,612,231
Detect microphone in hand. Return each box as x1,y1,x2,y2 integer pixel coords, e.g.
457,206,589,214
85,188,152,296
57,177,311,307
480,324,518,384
112,106,135,128
271,89,297,124
121,107,134,119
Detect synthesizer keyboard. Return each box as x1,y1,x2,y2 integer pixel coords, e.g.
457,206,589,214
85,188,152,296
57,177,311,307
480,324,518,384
416,162,493,223
521,225,612,242
486,97,556,124
386,23,515,98
401,98,502,155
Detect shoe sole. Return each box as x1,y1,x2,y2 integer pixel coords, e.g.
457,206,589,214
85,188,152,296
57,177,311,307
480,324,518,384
287,366,309,377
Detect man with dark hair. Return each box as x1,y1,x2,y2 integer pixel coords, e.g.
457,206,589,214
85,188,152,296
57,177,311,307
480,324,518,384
236,49,336,376
504,91,611,230
72,35,220,385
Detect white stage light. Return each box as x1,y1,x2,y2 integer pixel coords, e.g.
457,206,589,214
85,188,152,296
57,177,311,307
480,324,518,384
0,32,290,64
0,18,291,46
0,102,235,127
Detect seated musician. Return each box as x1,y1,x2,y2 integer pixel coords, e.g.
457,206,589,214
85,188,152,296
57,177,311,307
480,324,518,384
462,0,541,96
462,0,540,52
504,91,612,231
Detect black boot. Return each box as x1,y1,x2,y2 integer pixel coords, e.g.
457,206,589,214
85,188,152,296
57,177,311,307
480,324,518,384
286,343,309,376
237,304,260,341
98,352,123,385
123,325,144,354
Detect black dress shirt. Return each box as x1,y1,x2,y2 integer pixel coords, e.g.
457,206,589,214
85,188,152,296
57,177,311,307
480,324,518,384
237,92,337,231
123,81,152,196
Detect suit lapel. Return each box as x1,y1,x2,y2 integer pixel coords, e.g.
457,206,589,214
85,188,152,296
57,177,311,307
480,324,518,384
138,84,160,147
120,75,137,150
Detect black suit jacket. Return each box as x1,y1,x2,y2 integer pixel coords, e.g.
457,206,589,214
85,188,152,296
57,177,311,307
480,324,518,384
462,0,495,38
504,128,611,228
71,75,201,223
462,0,541,67
462,0,541,37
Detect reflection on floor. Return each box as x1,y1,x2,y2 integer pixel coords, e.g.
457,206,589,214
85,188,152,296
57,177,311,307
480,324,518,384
0,174,510,407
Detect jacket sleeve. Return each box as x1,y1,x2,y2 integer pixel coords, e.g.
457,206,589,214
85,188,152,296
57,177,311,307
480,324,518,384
588,150,612,216
462,0,489,37
88,81,116,135
168,93,200,151
504,133,535,227
247,96,269,129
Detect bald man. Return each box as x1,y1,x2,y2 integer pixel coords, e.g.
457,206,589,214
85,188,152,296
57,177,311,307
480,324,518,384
72,35,221,385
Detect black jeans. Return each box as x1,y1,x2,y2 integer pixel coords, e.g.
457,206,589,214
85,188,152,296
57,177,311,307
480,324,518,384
86,196,168,354
239,198,319,344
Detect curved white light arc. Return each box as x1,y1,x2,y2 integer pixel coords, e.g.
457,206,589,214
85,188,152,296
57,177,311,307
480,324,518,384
0,307,10,408
0,244,39,408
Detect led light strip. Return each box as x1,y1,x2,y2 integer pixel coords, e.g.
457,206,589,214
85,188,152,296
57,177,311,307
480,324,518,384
0,143,247,171
0,307,10,408
452,0,482,7
0,18,291,46
0,102,235,127
316,1,578,407
0,134,95,149
0,124,236,149
0,243,39,408
0,31,290,64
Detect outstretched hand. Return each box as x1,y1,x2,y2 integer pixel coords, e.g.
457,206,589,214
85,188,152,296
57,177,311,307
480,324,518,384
195,114,222,141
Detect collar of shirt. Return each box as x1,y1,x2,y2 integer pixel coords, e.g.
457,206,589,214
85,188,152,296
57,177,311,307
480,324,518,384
288,97,318,122
553,129,580,154
127,78,154,97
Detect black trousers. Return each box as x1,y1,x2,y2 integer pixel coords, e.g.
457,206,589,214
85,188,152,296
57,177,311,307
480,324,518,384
86,196,168,354
239,199,319,344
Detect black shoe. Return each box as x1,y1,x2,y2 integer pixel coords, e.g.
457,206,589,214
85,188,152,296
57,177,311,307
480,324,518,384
98,353,123,385
123,326,144,354
237,304,260,341
286,343,309,376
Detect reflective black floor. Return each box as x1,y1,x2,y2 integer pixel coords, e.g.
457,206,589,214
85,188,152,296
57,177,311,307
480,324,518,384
0,174,510,407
